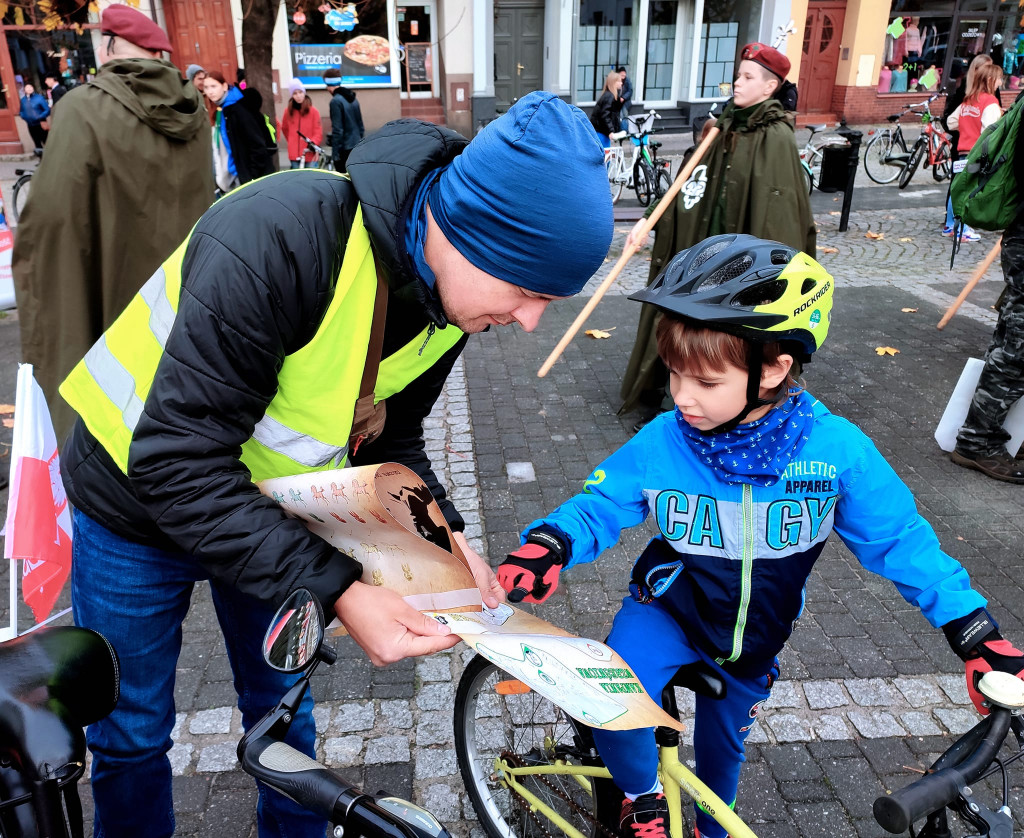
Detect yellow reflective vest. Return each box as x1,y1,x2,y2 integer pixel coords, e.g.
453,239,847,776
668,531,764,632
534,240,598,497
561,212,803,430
60,205,464,483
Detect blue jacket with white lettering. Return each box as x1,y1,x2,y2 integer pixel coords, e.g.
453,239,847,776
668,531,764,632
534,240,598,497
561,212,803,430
528,397,985,677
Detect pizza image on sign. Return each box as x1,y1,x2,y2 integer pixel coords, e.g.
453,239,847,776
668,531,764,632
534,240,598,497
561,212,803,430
344,34,391,66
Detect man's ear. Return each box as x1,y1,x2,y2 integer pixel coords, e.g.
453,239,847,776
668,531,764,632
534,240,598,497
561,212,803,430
761,354,794,390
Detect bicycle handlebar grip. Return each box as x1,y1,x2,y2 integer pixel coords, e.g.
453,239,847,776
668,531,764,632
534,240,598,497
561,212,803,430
873,769,964,834
507,587,528,604
238,735,357,822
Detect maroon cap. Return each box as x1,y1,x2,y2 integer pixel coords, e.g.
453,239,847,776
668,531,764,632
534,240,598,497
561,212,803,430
101,4,174,54
740,42,790,80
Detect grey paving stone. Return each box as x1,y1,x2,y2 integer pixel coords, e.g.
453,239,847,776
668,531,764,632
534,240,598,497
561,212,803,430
847,710,906,739
366,735,411,765
506,462,536,483
845,678,900,707
325,735,363,766
934,707,979,735
196,743,238,773
893,676,946,708
414,748,458,779
803,680,848,710
766,713,814,742
333,701,376,733
899,710,942,736
936,674,972,705
188,706,232,735
380,699,414,730
765,680,803,709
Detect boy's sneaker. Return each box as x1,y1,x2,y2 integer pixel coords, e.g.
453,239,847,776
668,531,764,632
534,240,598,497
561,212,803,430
941,226,955,237
620,792,669,837
959,228,981,242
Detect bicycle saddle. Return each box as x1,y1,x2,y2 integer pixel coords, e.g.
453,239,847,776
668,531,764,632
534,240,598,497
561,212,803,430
887,114,901,122
0,627,119,779
806,124,827,132
667,661,726,701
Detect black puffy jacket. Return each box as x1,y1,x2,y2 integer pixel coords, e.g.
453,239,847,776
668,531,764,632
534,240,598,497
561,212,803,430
62,120,471,612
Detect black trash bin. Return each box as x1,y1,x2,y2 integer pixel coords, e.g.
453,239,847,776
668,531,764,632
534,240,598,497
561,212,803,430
817,144,852,193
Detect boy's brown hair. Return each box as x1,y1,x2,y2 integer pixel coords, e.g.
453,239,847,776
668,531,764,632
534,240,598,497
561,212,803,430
655,314,794,392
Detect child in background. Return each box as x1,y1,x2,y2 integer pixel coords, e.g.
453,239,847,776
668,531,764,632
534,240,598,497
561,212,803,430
497,234,1024,838
944,62,1003,241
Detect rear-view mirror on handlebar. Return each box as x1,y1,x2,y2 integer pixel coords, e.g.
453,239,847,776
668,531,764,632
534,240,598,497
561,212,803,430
263,588,324,673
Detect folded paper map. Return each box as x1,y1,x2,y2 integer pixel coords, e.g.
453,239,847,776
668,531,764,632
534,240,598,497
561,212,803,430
259,463,682,731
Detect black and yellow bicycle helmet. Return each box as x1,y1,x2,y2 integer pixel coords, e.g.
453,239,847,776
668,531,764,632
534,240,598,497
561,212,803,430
629,234,835,433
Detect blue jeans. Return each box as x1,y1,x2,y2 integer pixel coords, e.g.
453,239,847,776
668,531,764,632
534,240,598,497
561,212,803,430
591,597,775,838
71,509,324,838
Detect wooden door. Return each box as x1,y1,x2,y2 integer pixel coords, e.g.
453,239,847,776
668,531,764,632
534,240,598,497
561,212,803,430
494,0,543,111
163,0,237,82
0,34,22,152
798,1,846,114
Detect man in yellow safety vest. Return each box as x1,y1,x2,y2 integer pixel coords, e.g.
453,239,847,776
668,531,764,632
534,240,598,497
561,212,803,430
58,92,613,837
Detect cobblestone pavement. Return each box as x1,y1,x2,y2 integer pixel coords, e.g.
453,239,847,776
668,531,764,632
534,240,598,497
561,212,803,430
3,196,1022,837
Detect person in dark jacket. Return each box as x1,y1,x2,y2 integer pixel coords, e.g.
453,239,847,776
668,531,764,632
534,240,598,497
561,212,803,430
590,69,623,146
617,65,633,132
324,67,364,171
58,91,613,838
203,70,276,190
12,4,212,440
18,83,49,151
43,74,67,108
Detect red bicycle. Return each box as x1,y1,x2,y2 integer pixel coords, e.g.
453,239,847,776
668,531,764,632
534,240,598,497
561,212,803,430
897,96,952,189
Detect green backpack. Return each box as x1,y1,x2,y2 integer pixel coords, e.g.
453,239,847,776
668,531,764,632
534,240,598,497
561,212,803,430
950,95,1024,233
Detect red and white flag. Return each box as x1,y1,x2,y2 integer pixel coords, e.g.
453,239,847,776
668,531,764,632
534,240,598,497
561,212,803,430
4,364,72,623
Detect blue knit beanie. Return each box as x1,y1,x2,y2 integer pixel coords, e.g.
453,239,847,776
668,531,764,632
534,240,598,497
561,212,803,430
428,91,613,297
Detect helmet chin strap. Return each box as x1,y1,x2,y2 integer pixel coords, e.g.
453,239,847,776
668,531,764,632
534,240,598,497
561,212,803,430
700,342,777,436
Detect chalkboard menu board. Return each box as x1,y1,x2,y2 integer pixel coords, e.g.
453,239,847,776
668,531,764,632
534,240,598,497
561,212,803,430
405,43,430,87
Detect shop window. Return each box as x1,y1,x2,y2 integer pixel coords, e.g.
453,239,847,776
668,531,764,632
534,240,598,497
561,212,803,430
696,0,763,99
994,7,1024,90
881,6,953,95
644,0,675,100
7,28,97,93
287,1,396,87
576,0,633,102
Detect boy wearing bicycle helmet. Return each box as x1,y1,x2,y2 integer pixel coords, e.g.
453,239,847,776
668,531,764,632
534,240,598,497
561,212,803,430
497,234,1024,838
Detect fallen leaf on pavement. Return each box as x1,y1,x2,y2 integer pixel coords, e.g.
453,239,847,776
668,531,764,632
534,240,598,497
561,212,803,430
585,327,616,339
866,231,885,240
901,307,918,313
899,237,913,242
828,211,841,216
0,404,14,414
875,346,900,356
816,246,839,254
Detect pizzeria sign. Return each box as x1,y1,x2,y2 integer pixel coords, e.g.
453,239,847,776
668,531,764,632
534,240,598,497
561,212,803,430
291,40,394,86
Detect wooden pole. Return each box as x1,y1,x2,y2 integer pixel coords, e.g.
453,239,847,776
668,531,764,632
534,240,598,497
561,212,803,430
537,126,722,378
936,240,1002,330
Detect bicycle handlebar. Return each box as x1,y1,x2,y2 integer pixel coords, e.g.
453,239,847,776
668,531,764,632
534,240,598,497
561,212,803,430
239,736,429,837
873,708,1013,834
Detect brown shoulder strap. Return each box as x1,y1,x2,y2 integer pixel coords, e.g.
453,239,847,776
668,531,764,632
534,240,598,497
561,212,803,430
358,262,389,401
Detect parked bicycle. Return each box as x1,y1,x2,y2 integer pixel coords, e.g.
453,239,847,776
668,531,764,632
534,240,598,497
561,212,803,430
0,625,120,838
296,131,334,171
604,109,671,206
456,652,1024,838
10,166,34,223
863,94,951,187
238,588,451,837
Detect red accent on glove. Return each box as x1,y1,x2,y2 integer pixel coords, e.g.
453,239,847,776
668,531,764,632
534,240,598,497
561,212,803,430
965,638,1024,715
497,543,563,604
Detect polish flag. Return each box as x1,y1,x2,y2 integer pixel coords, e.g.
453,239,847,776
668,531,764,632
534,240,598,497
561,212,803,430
4,365,72,623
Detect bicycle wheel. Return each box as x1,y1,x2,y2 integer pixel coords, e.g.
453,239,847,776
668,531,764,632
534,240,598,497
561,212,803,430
863,132,904,184
11,174,31,222
633,160,655,206
455,654,618,838
606,153,623,204
898,139,926,189
801,162,813,195
655,166,671,199
805,147,824,190
932,141,951,182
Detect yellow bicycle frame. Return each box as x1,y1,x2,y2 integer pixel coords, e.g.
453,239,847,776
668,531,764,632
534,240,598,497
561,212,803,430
494,741,759,838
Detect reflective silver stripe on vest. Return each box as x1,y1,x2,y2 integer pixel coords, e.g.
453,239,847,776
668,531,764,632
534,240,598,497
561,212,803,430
83,335,145,430
139,266,175,345
252,413,348,468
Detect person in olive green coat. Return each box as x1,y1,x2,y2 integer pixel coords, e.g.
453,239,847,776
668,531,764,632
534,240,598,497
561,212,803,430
619,43,815,418
12,5,213,440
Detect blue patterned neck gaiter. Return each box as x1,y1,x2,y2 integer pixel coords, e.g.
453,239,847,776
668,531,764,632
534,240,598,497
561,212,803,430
675,388,816,487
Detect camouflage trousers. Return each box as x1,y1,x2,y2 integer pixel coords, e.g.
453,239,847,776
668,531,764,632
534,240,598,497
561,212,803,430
957,216,1024,456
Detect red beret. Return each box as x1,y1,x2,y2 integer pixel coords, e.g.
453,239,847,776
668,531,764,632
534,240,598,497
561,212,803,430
740,42,790,80
101,5,174,54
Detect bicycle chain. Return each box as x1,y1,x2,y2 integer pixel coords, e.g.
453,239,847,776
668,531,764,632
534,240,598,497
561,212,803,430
502,751,619,838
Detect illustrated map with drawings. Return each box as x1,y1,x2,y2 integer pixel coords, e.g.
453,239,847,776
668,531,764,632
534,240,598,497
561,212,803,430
259,463,681,732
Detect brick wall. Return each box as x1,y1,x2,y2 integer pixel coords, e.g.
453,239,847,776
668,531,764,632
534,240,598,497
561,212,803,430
829,85,1020,123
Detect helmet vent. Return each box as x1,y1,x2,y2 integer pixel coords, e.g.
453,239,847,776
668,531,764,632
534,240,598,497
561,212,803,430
702,255,753,289
770,249,791,265
732,279,786,307
800,278,817,294
688,239,731,273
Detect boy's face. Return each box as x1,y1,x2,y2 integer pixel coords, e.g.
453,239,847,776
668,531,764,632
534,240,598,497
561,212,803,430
668,354,793,431
732,60,778,108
